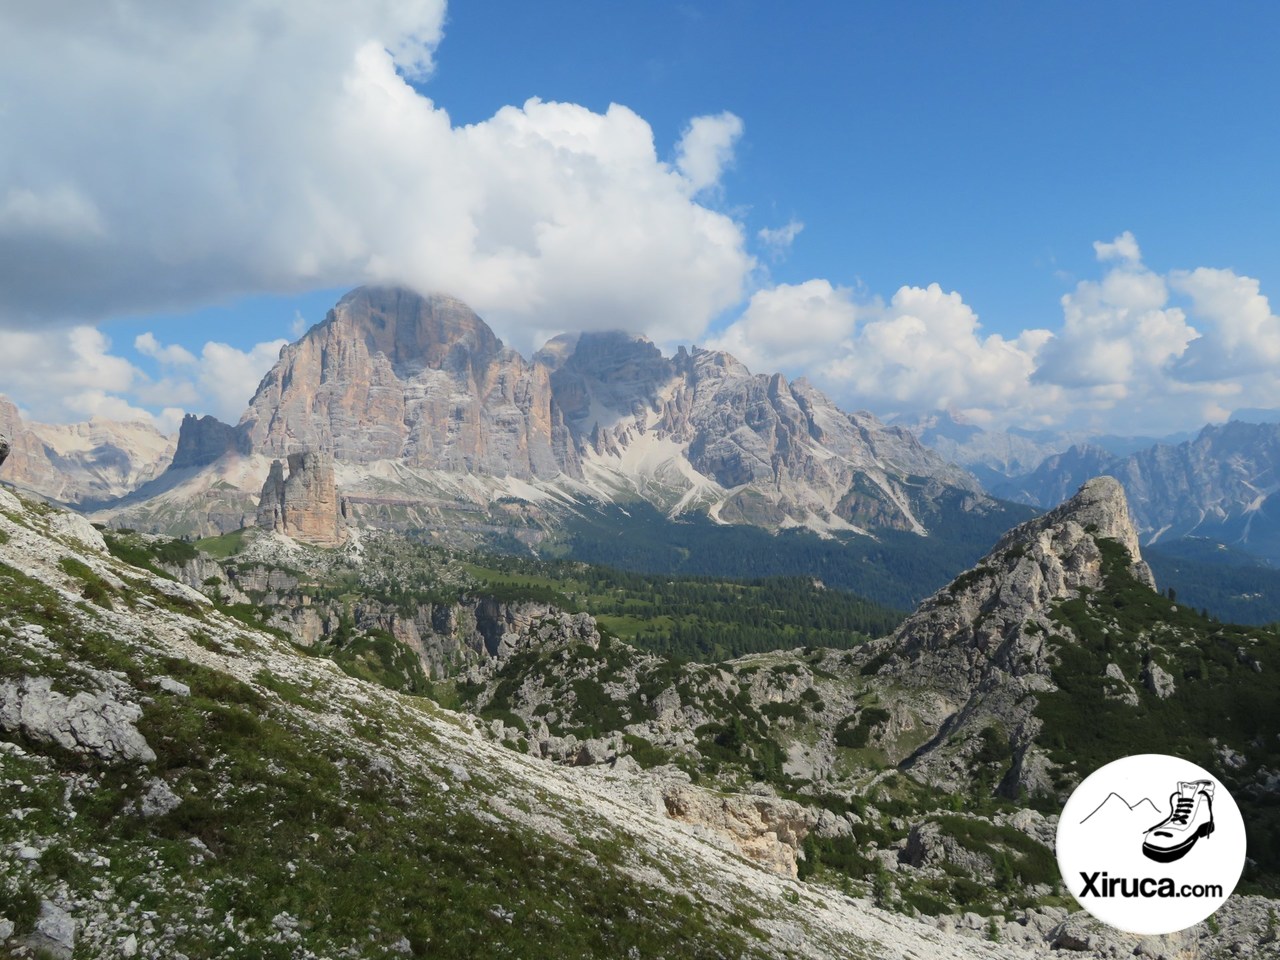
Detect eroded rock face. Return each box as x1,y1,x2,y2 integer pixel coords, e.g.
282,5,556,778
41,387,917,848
0,395,174,505
242,287,566,479
235,286,986,536
0,676,155,764
0,430,10,468
547,330,981,531
889,477,1152,685
874,477,1154,793
661,783,817,877
169,413,249,470
256,452,342,546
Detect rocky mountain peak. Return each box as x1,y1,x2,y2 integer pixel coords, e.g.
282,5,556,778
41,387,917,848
241,285,564,476
871,477,1159,794
170,413,249,470
329,285,504,380
893,476,1154,669
989,475,1152,584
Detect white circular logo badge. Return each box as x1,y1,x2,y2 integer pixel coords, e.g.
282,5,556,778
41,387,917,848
1056,754,1245,935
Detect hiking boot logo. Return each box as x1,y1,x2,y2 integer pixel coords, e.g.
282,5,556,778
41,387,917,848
1057,755,1246,936
1142,780,1215,863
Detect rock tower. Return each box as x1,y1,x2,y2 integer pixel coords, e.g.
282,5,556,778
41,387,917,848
255,451,342,546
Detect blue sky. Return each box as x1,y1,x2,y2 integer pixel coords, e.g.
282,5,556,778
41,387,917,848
3,1,1279,434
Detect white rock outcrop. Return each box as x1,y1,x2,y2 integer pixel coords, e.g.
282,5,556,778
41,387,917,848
0,676,155,764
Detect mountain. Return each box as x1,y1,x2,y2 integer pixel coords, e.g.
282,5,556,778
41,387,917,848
100,286,993,547
9,478,1279,955
0,395,175,505
997,420,1280,564
0,477,1083,960
894,410,1192,490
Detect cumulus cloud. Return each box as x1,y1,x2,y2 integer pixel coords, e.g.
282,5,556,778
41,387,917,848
133,333,288,425
706,233,1280,434
1093,230,1142,265
707,280,1052,422
674,112,745,195
0,1,751,344
135,332,197,366
1034,244,1197,390
0,326,146,424
1171,268,1280,380
0,325,284,431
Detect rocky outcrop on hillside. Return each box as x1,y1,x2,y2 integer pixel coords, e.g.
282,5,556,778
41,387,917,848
0,395,174,505
873,477,1153,793
255,451,343,546
0,431,9,468
0,675,155,764
4,483,1091,960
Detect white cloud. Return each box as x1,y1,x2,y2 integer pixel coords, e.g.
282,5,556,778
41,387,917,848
134,333,289,424
709,233,1280,435
197,340,289,424
135,332,197,366
0,326,142,423
708,280,1052,420
757,220,804,259
0,325,285,430
1093,230,1142,265
674,112,745,195
1171,267,1280,380
0,3,751,347
1034,245,1197,390
706,279,857,372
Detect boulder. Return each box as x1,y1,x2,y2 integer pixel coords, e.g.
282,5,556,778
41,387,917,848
0,676,155,764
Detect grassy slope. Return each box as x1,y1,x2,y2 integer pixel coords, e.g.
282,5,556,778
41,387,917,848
10,491,1021,960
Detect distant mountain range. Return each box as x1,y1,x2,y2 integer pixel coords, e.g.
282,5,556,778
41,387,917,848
893,409,1196,489
993,421,1280,565
0,395,174,505
93,286,997,545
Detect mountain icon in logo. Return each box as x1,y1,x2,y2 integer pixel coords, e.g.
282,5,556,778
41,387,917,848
1080,792,1161,827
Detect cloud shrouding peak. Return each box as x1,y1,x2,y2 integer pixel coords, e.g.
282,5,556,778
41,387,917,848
0,1,751,346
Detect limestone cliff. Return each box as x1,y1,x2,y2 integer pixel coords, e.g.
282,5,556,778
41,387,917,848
169,413,249,470
0,395,175,505
871,476,1155,793
241,287,568,479
255,451,343,546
